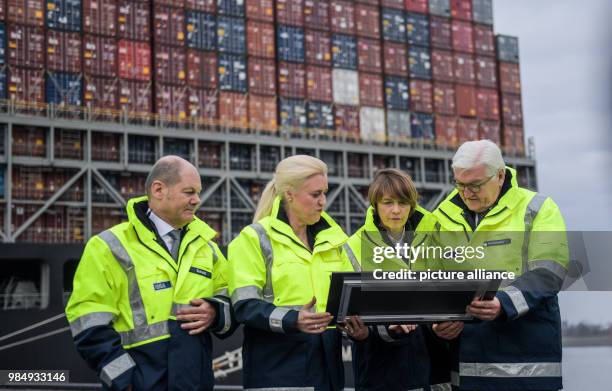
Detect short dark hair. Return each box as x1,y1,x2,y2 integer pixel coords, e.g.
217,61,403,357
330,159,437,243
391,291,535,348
145,157,183,196
368,168,418,212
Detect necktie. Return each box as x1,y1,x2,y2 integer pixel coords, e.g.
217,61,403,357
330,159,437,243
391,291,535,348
168,229,181,260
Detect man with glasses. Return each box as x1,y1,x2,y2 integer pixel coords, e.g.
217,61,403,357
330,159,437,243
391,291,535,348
428,140,569,391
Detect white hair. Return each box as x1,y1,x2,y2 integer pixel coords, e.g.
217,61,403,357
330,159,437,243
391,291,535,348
452,140,505,176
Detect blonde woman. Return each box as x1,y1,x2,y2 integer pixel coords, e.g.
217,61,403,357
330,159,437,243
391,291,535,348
228,155,353,391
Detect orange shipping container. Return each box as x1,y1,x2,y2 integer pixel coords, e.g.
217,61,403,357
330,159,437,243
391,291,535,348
155,84,187,119
84,76,119,111
431,49,454,82
219,91,248,128
247,21,275,58
454,52,476,85
433,82,455,115
305,29,331,66
119,79,152,114
502,125,525,156
474,24,495,56
499,62,521,94
479,120,501,145
475,56,497,88
410,80,433,113
118,40,151,81
501,93,523,126
246,0,273,22
383,42,408,76
304,0,330,31
330,0,355,34
476,88,499,121
186,0,216,13
359,72,384,108
248,94,278,131
276,0,304,27
457,117,479,143
450,0,472,21
186,49,217,89
451,20,474,53
357,38,382,73
306,65,332,102
434,115,458,148
154,45,187,85
187,87,218,121
278,62,306,99
248,57,276,96
7,0,45,26
455,85,477,117
355,4,380,39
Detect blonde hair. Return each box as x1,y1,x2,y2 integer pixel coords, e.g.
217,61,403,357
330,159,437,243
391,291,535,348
368,168,418,214
253,155,328,222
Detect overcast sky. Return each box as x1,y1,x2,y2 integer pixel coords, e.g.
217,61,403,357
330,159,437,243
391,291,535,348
493,0,612,324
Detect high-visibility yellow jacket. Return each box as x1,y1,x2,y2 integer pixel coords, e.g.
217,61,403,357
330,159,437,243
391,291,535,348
432,167,569,391
66,196,233,391
228,196,352,390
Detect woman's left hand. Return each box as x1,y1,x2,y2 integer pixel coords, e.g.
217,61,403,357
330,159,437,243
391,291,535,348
339,316,369,341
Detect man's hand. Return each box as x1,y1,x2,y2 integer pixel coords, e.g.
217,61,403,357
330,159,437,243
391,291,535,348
176,298,217,335
296,297,333,334
338,316,369,341
468,297,502,321
432,321,463,340
388,324,418,334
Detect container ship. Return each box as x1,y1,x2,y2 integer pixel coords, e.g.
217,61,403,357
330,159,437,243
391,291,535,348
0,0,536,388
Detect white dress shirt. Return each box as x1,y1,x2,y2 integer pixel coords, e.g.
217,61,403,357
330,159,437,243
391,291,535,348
147,209,178,252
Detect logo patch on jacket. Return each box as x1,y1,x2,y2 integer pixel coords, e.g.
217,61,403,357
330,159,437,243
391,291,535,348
153,281,172,290
190,267,212,279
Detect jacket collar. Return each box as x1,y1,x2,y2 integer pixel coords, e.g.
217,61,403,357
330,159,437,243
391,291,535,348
362,205,426,247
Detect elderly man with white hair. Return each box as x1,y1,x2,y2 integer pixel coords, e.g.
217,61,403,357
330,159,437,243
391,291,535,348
429,140,569,391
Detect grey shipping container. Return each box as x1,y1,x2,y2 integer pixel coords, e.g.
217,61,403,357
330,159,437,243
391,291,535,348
218,54,247,92
46,72,82,106
387,110,411,141
428,0,451,17
406,12,430,46
47,0,82,32
381,8,406,43
280,98,307,129
277,25,305,62
410,112,435,140
384,76,410,110
496,35,519,63
217,16,246,54
472,0,494,25
331,34,357,69
408,45,432,80
186,11,217,51
217,0,245,17
307,101,334,130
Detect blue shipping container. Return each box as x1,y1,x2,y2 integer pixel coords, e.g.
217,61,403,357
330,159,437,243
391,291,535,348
218,54,247,92
186,11,217,51
331,34,357,70
46,72,82,106
496,35,520,63
307,102,334,130
280,98,307,129
381,8,406,43
408,45,432,80
384,76,410,110
46,0,82,32
410,113,435,140
428,0,451,17
0,23,5,65
217,0,245,17
406,12,430,46
217,16,246,54
0,68,5,100
277,25,305,63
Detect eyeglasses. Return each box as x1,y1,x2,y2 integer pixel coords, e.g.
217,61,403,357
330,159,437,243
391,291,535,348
453,173,497,193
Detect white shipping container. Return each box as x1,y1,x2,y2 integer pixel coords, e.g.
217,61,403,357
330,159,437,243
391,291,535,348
332,69,359,105
386,110,411,142
359,107,386,143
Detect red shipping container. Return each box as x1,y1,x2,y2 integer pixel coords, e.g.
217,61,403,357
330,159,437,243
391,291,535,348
410,80,433,113
186,0,216,12
8,67,45,103
450,0,472,21
119,79,152,114
430,16,451,50
499,62,521,94
475,56,496,88
435,115,458,148
83,35,118,77
219,91,248,128
117,0,150,41
247,21,275,58
305,29,331,66
478,120,501,144
246,0,273,22
7,25,45,69
83,76,119,111
304,0,330,31
276,0,304,27
359,72,384,107
405,0,428,13
502,125,524,155
383,42,408,76
7,0,45,26
118,40,152,81
355,4,380,39
454,52,476,85
476,88,499,120
83,0,117,36
306,65,332,102
381,0,404,9
457,117,479,143
456,85,477,117
248,57,276,95
278,62,306,98
501,93,523,126
452,20,474,53
186,49,217,88
431,49,454,82
46,30,82,73
0,1,3,19
248,94,278,131
474,24,494,56
433,83,455,115
156,0,185,8
330,1,355,34
153,5,185,46
155,84,188,119
357,38,382,73
335,105,360,137
155,45,187,85
187,88,217,121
